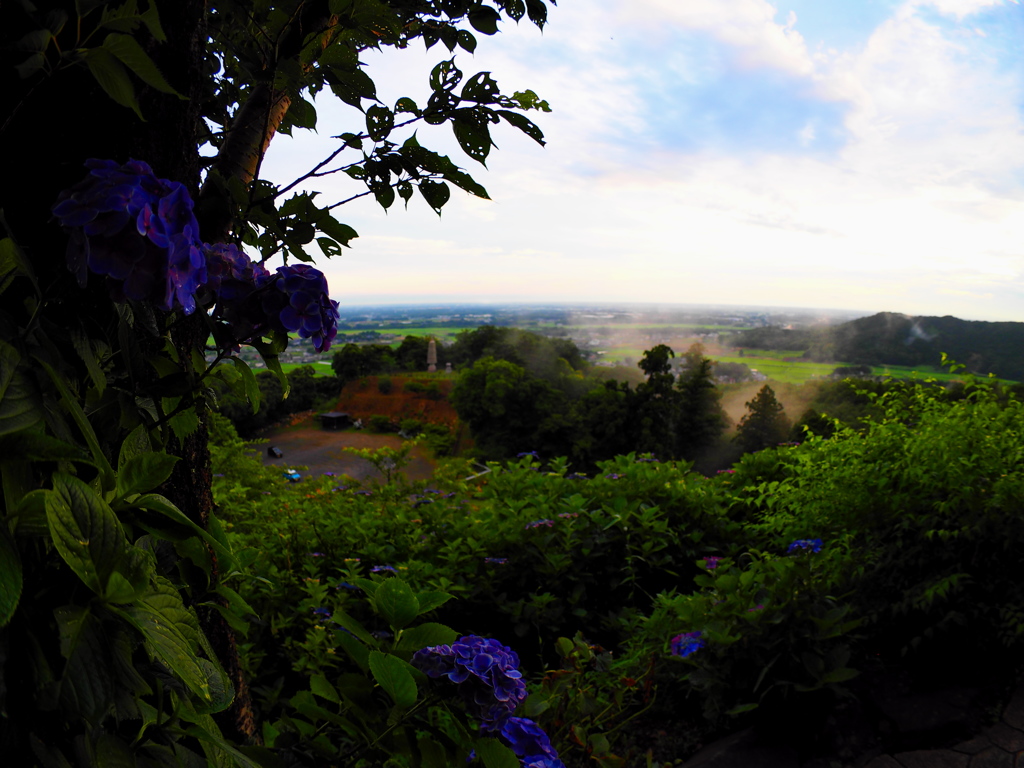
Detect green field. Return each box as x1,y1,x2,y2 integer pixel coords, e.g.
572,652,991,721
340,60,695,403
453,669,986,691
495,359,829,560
335,326,467,338
562,323,755,331
277,361,335,376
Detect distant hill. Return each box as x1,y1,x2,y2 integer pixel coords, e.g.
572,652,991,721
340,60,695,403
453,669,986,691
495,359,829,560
728,312,1024,380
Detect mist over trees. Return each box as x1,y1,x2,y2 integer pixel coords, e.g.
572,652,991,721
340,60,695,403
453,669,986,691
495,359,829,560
449,340,731,469
727,312,1024,380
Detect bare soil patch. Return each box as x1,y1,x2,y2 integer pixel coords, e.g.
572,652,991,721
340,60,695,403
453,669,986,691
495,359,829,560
256,417,437,483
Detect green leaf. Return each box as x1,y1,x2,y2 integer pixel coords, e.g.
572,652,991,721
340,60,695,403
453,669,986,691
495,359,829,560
117,576,212,702
139,1,167,41
0,341,41,437
496,109,545,145
418,180,450,214
457,30,477,53
316,215,358,247
0,431,88,464
36,358,114,488
117,451,179,498
46,473,127,595
310,674,340,703
336,628,371,670
0,526,22,626
0,238,29,297
462,72,501,104
367,651,418,707
327,67,377,109
102,33,182,96
725,702,759,716
821,667,859,684
430,59,462,92
374,577,419,629
372,183,396,210
230,357,261,414
453,115,493,165
468,6,501,35
82,46,143,119
395,96,419,114
54,605,116,724
418,736,449,768
353,577,379,596
474,737,519,768
15,51,46,79
167,406,200,441
416,590,454,614
288,96,317,129
398,622,457,651
118,425,151,470
332,609,376,646
366,104,394,141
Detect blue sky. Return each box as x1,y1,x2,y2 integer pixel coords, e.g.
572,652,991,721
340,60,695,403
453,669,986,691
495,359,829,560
261,0,1024,321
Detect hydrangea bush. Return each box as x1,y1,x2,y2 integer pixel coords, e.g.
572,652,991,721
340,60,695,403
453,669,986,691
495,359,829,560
54,159,340,356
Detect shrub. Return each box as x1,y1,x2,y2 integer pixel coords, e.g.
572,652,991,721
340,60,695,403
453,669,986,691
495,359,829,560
368,414,398,433
422,422,455,456
399,418,423,435
405,379,443,399
377,375,393,394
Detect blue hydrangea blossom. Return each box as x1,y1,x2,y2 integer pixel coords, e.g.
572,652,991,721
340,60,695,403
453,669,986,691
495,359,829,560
670,631,705,658
787,538,823,555
53,159,207,314
412,635,528,726
489,717,566,768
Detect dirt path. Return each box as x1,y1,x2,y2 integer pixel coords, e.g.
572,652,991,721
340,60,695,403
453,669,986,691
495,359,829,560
256,420,437,483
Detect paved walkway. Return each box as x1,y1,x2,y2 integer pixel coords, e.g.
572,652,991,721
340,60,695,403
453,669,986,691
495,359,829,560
683,681,1024,768
862,683,1024,768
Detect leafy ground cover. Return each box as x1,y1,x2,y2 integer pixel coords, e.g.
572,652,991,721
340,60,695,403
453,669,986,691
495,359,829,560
212,377,1024,767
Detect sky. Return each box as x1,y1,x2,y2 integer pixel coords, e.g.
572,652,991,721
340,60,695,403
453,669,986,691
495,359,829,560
260,0,1024,322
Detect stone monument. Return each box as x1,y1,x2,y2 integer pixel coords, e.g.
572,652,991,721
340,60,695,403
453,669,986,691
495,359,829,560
427,338,437,372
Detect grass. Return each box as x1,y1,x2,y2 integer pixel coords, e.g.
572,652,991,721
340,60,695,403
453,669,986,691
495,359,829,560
335,326,468,339
278,361,335,376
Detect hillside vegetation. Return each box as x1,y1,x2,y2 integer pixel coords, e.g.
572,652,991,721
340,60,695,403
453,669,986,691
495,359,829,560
211,375,1024,766
727,312,1024,380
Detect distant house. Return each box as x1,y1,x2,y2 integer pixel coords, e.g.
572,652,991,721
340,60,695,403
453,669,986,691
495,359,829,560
318,411,352,430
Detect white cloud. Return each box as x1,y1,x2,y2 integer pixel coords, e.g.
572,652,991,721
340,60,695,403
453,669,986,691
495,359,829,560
909,0,1007,20
629,0,815,76
260,0,1024,321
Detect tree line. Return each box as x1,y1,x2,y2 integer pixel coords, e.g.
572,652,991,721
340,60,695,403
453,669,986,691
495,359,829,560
727,312,1024,380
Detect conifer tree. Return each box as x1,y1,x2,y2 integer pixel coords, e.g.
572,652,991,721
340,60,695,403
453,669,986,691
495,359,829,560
735,384,791,454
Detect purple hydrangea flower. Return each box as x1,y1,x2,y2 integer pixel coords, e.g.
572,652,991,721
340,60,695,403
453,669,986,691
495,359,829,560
703,556,721,569
203,242,269,298
787,538,823,555
311,607,331,622
517,451,540,459
484,557,509,565
260,263,340,353
371,565,397,574
557,512,579,520
53,159,207,314
522,757,567,768
488,717,563,766
412,635,528,726
670,631,705,658
566,473,588,480
604,473,623,480
525,519,554,529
